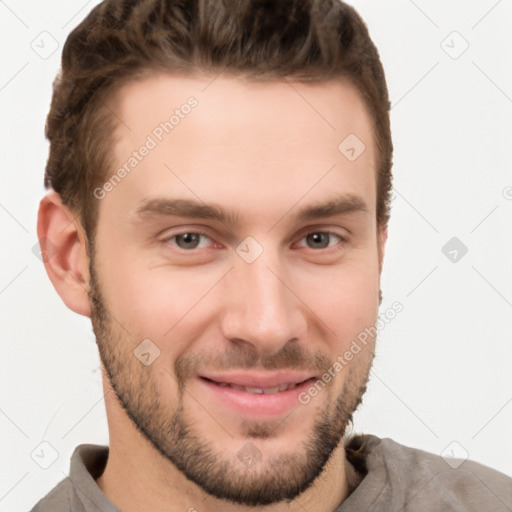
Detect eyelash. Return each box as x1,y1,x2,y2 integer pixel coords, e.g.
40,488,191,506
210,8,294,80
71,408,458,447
161,230,346,253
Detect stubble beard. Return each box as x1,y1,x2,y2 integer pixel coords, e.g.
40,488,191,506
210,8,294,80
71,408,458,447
88,259,375,506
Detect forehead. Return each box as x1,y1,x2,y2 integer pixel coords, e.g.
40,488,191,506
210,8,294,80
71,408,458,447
113,72,374,147
102,72,377,225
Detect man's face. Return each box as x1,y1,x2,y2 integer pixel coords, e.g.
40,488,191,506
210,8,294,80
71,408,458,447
88,73,385,506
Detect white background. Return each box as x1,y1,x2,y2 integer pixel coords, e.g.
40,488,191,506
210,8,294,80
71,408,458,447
1,0,511,510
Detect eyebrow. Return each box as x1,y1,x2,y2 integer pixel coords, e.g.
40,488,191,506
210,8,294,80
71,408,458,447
133,194,369,226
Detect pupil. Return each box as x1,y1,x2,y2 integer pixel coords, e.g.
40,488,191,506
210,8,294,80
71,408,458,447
308,233,328,248
179,233,199,248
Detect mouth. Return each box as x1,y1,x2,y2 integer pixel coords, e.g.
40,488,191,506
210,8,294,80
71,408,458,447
196,372,318,418
200,377,312,395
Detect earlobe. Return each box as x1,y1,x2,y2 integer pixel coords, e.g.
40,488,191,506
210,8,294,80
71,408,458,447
37,190,92,317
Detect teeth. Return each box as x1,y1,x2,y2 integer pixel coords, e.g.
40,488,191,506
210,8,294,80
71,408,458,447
217,382,299,394
245,386,264,394
229,384,247,392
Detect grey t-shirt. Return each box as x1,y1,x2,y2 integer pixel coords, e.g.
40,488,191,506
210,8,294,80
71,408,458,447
29,434,512,511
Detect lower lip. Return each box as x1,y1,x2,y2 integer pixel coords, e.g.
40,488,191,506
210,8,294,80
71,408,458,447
197,377,316,418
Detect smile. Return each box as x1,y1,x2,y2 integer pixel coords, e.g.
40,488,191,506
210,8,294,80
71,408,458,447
197,373,317,417
204,379,305,395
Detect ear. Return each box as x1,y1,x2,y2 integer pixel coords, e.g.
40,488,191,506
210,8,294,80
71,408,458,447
37,190,91,317
378,224,388,274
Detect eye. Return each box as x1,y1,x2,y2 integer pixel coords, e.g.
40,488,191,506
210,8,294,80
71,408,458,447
296,231,344,250
165,232,213,250
162,230,345,253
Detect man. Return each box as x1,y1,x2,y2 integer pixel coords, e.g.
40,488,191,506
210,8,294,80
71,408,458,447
31,0,512,510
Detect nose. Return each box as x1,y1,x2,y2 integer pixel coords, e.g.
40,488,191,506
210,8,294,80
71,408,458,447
219,249,308,357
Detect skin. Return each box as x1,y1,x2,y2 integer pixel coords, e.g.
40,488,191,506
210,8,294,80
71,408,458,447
38,73,387,512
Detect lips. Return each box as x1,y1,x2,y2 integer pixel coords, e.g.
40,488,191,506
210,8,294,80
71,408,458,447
199,371,315,394
197,372,317,417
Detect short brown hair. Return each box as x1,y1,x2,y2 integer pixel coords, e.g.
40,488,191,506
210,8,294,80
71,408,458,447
44,0,393,244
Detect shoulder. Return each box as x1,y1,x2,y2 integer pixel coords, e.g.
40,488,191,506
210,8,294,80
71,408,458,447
29,477,71,512
346,434,512,511
28,443,111,512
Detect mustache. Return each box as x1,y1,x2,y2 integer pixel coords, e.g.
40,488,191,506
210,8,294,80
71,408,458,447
174,342,332,387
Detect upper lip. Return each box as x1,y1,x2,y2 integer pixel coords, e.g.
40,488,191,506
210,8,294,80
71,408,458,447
199,371,315,388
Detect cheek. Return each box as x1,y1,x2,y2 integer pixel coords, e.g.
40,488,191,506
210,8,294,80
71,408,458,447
96,247,222,348
299,260,380,341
